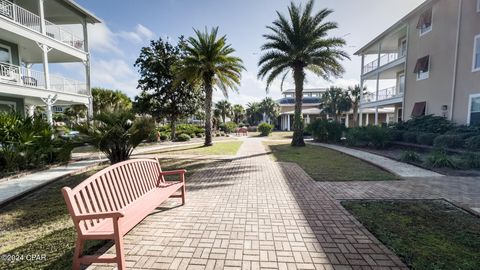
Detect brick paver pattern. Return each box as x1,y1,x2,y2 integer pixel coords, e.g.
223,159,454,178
88,138,407,270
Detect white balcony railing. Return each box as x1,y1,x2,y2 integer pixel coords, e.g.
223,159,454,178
0,0,84,50
0,62,88,96
362,86,402,103
363,53,401,74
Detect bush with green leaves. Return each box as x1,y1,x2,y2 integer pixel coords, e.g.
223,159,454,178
400,151,421,163
388,129,404,142
416,133,439,146
345,127,369,147
78,110,155,164
433,134,464,149
160,132,169,141
464,135,480,151
365,126,391,149
393,115,454,133
176,133,191,142
425,150,457,168
258,122,273,136
460,153,480,169
402,132,418,143
306,119,344,143
220,121,237,134
0,112,74,173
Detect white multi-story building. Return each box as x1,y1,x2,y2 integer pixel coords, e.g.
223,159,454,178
0,0,100,123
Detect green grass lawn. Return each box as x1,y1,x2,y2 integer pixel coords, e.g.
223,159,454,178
342,200,480,270
146,141,243,156
0,157,225,270
265,142,398,181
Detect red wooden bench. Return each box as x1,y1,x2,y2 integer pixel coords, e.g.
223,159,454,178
62,158,186,270
236,127,248,136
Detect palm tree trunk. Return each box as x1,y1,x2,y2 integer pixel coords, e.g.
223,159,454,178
204,75,214,146
291,67,306,147
352,103,359,127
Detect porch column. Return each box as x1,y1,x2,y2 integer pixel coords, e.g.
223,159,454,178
386,113,390,124
26,105,35,117
359,109,363,127
287,115,291,131
345,113,349,127
366,113,369,126
41,95,57,125
82,18,93,120
38,43,51,89
38,0,46,34
306,114,310,125
374,107,379,125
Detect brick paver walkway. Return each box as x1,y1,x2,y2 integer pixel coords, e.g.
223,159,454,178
88,138,406,270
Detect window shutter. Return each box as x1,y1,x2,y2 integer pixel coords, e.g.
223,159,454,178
411,102,426,117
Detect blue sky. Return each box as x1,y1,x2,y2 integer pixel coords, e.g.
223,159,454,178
74,0,424,105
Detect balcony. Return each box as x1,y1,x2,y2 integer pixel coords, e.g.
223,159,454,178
363,53,406,74
0,0,84,50
362,86,403,104
0,62,87,96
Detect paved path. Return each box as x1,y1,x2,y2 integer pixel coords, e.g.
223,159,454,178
308,142,443,178
88,138,407,270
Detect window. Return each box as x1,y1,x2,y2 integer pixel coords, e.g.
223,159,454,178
473,34,480,72
412,101,426,117
399,38,407,57
0,44,12,64
477,0,480,13
398,73,405,93
414,55,430,80
417,8,432,36
468,94,480,125
0,100,16,113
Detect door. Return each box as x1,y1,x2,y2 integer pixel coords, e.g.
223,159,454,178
399,38,407,57
398,73,405,94
0,44,13,79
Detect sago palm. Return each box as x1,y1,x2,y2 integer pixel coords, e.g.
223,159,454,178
258,0,349,146
177,27,244,146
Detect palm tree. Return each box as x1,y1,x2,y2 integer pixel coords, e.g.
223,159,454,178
260,97,280,124
232,104,245,124
214,100,233,124
246,102,263,126
347,85,366,127
258,0,349,146
92,88,132,114
321,86,351,122
177,27,244,146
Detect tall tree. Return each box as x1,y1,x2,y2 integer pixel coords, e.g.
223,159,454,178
214,100,232,124
64,104,87,127
232,104,245,124
92,87,132,114
260,97,280,124
258,0,349,146
176,27,245,146
347,85,366,127
246,102,263,126
321,86,351,122
134,37,203,140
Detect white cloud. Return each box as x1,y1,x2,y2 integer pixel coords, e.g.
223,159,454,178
119,24,156,43
90,59,139,97
88,24,123,55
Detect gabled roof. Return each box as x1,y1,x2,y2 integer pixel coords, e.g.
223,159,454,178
63,0,102,24
355,0,432,55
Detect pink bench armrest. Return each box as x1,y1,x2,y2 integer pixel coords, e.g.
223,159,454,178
161,169,187,176
75,211,125,220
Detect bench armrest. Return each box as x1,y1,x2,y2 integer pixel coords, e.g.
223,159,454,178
161,169,186,183
75,211,125,220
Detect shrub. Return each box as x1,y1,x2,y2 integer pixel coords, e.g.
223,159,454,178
0,112,76,173
425,150,457,168
400,151,421,163
461,153,480,169
258,122,273,136
416,133,439,146
464,135,480,151
77,110,155,164
433,135,464,149
345,127,369,147
365,126,391,149
220,132,226,137
196,133,203,138
176,133,191,141
402,132,418,143
160,132,169,141
388,129,404,141
220,121,237,134
393,115,454,133
306,119,344,143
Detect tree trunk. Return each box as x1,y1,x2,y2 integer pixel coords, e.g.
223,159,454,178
204,75,214,147
352,103,359,127
291,66,306,147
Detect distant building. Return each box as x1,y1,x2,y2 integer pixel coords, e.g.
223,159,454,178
355,0,480,126
277,88,325,131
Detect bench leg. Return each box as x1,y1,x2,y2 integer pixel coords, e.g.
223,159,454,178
72,237,84,270
181,185,186,205
115,234,126,270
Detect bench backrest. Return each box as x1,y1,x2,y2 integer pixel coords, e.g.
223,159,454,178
62,159,165,234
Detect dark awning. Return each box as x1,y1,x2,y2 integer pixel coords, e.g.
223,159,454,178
416,8,432,29
414,56,430,73
412,102,426,117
